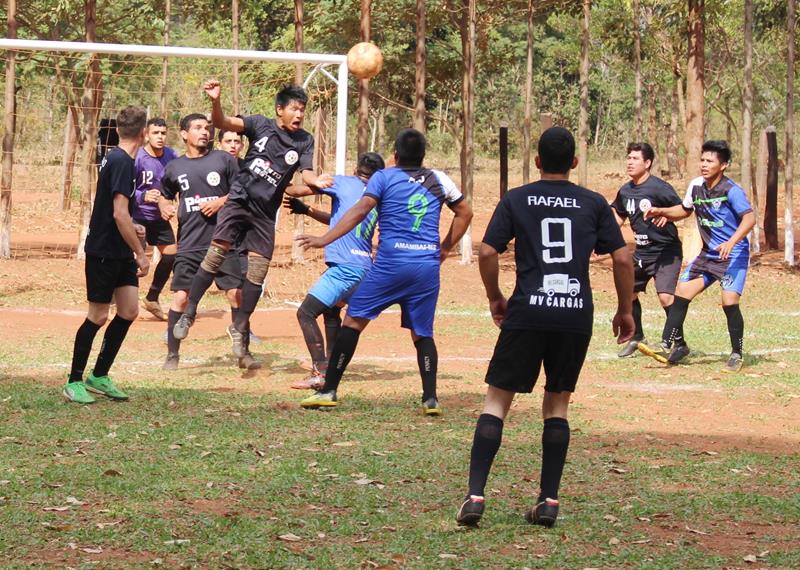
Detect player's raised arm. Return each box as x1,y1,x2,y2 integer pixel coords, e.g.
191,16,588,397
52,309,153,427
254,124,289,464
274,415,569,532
295,195,376,249
609,245,635,344
204,79,245,133
112,193,149,277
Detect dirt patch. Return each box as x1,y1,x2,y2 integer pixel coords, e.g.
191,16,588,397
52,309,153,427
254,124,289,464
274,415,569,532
22,546,170,567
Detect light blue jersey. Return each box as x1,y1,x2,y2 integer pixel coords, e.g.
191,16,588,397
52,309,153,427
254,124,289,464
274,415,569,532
319,175,376,269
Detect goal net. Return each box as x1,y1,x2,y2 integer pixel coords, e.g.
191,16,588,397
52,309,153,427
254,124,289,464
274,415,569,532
0,39,349,263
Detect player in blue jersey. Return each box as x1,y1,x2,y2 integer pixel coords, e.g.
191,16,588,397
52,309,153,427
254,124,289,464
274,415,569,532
283,152,385,389
295,129,474,414
640,140,755,371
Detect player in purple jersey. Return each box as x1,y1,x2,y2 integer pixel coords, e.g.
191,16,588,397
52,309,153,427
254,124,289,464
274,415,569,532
134,118,178,321
296,129,473,414
284,152,385,390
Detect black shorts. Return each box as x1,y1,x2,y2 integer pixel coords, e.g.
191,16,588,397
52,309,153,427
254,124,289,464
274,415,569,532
85,255,138,303
134,218,176,247
633,250,682,294
212,198,275,260
485,329,591,394
171,250,243,292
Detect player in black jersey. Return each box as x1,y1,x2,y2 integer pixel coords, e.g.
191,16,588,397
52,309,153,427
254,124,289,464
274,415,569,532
610,143,686,359
156,114,260,371
64,106,149,404
173,82,333,359
455,127,634,528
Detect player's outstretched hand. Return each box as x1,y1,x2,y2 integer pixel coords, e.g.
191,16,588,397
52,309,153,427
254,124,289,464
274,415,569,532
295,234,326,250
135,254,150,278
204,79,221,100
284,196,310,215
612,311,635,344
715,239,735,260
650,215,668,228
488,296,508,328
315,173,335,189
133,223,146,239
643,206,662,220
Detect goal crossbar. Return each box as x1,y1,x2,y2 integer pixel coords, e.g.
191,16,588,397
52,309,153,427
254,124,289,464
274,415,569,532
0,38,350,173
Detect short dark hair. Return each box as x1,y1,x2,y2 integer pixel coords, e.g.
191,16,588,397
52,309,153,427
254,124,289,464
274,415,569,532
116,106,147,139
701,140,732,164
356,152,385,178
537,127,575,174
217,129,240,142
626,142,655,166
394,128,426,166
147,117,167,129
180,113,207,132
275,85,308,109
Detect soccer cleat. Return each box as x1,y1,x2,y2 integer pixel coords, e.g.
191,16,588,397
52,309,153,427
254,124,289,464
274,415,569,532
667,343,691,365
62,381,96,404
238,352,262,370
456,495,485,526
722,352,744,373
86,373,129,400
173,314,194,340
249,331,262,345
525,498,560,528
290,373,326,390
617,338,644,358
143,299,167,321
300,390,338,409
638,341,670,364
163,353,179,371
227,324,246,358
422,397,442,416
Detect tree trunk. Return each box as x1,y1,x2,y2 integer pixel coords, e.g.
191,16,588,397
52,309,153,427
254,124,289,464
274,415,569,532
232,0,240,114
578,0,590,187
459,0,476,264
785,0,795,265
522,0,534,184
742,0,758,252
633,0,642,140
0,0,17,258
357,0,371,156
413,0,426,132
647,84,659,173
292,0,305,263
159,0,171,117
377,106,386,155
765,126,779,250
667,83,680,178
77,0,103,260
685,0,705,178
755,128,768,244
60,106,80,210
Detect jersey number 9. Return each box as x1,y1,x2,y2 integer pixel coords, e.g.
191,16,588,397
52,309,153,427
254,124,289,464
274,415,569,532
541,218,573,263
407,193,428,232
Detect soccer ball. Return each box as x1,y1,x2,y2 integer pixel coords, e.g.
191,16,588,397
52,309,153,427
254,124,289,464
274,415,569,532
347,42,383,80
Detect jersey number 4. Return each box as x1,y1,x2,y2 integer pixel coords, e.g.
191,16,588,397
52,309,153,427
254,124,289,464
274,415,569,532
541,218,573,263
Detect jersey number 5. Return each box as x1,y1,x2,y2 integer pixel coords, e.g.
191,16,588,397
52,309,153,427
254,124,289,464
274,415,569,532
541,218,573,263
407,193,428,232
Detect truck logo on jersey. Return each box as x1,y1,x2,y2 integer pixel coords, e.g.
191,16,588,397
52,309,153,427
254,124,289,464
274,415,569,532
184,194,219,212
284,150,298,165
530,274,584,309
206,172,221,187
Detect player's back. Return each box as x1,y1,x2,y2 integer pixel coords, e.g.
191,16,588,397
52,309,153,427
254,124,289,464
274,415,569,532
365,166,462,265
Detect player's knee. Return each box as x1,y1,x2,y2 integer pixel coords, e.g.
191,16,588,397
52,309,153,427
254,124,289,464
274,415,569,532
245,255,270,286
298,296,326,322
200,244,227,274
117,306,139,321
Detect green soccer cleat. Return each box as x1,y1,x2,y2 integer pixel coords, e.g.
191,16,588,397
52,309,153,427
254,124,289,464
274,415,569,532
637,340,670,364
62,381,96,404
300,390,338,409
422,397,442,416
86,373,129,401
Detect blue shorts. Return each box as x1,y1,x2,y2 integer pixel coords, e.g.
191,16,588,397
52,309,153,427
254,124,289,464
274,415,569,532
680,250,749,295
307,263,370,308
346,262,440,337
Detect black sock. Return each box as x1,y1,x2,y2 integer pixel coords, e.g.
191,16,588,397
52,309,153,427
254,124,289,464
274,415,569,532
661,296,690,347
297,295,328,371
414,336,438,401
146,253,175,302
69,319,102,382
539,417,570,502
323,306,342,360
632,298,644,341
185,268,216,319
233,280,261,333
230,306,239,324
321,326,360,392
664,304,685,346
92,315,133,377
723,304,744,355
467,413,504,497
167,310,182,356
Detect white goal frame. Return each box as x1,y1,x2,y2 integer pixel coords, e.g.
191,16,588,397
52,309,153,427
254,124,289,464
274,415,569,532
0,38,350,174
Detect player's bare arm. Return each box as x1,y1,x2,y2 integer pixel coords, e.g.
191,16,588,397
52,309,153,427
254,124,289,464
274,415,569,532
296,195,377,249
611,207,625,227
283,196,332,225
302,169,335,190
644,204,691,222
609,245,635,343
284,184,316,198
440,199,474,263
478,242,507,328
716,211,755,260
204,79,245,133
113,193,150,277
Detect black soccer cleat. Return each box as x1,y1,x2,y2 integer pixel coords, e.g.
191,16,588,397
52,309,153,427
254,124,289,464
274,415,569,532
227,324,246,358
525,498,559,528
173,314,194,340
456,495,485,526
238,352,262,370
667,342,691,365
